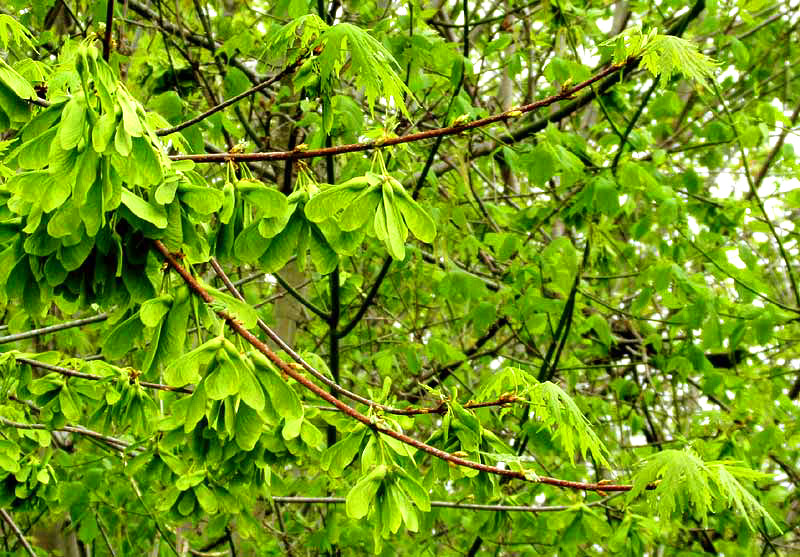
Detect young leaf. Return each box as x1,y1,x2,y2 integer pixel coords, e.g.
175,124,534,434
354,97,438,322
120,189,167,228
394,188,436,243
163,337,223,387
234,403,264,451
236,179,288,218
345,464,387,519
321,427,367,477
304,177,370,222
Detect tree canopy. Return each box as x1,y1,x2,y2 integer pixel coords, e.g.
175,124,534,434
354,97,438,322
0,0,798,555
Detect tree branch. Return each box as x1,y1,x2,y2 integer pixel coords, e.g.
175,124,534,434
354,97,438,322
0,509,36,557
0,314,109,345
712,81,800,309
103,0,115,61
270,494,619,512
160,240,635,490
209,257,518,415
167,61,627,164
15,357,192,393
0,417,129,452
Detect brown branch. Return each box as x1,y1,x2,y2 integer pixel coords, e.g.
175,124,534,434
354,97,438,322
160,241,641,492
208,257,516,416
0,508,36,557
103,0,115,61
167,61,627,164
15,357,192,394
271,494,620,512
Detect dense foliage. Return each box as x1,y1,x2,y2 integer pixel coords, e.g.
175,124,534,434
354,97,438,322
0,0,798,555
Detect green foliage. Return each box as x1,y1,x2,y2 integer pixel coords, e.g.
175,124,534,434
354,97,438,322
629,449,779,532
605,26,718,86
0,1,797,555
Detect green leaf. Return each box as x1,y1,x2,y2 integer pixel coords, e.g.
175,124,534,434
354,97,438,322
526,144,556,185
238,361,266,411
321,427,367,477
58,233,94,271
140,294,173,327
304,178,370,222
393,188,436,243
237,179,288,218
164,337,223,386
250,352,303,421
47,200,81,238
0,440,21,473
102,312,144,359
395,470,430,512
259,212,303,272
382,182,406,260
92,112,117,153
593,176,619,216
184,381,207,432
316,23,412,123
234,403,264,451
18,127,56,169
120,189,167,228
180,184,224,215
338,186,381,231
131,138,163,187
205,285,259,330
194,484,219,514
527,380,610,467
58,96,86,150
114,124,132,156
204,352,240,400
345,464,387,519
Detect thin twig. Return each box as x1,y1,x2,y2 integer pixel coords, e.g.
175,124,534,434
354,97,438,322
677,229,800,314
0,509,36,557
95,511,118,557
103,0,115,61
156,51,309,136
0,417,130,451
0,314,109,345
15,357,192,393
208,258,518,416
712,81,800,309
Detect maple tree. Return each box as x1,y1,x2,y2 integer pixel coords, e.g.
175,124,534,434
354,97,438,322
0,0,798,555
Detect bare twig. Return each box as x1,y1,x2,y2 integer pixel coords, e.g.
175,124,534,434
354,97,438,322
0,314,109,345
103,0,115,61
0,509,36,557
15,357,192,393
